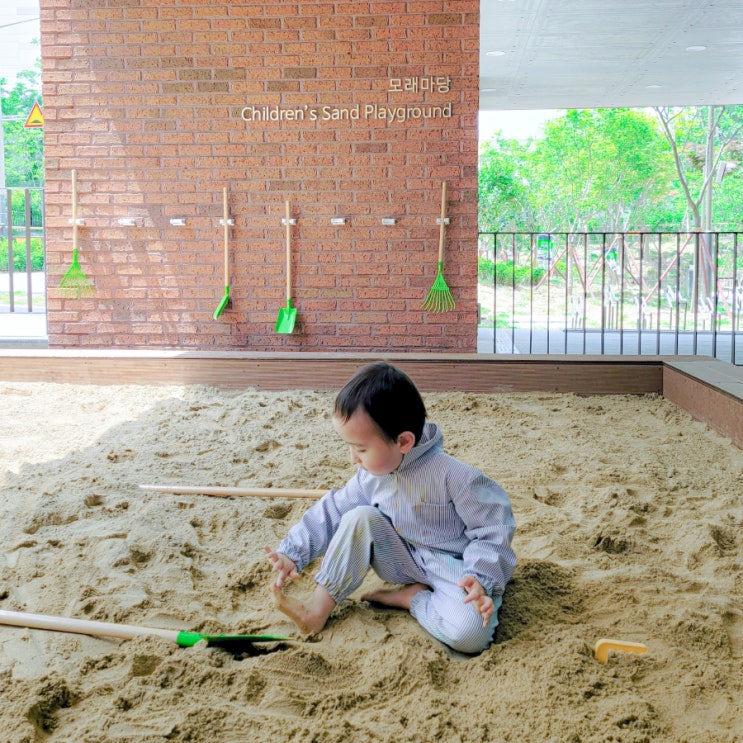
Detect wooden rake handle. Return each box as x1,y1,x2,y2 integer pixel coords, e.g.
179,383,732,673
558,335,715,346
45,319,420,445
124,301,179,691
71,169,78,253
438,180,447,264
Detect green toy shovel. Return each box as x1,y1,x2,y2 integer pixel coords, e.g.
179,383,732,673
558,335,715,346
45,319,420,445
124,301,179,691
0,609,291,648
213,186,232,320
275,199,297,333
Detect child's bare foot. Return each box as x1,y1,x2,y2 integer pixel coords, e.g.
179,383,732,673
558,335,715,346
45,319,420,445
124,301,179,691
360,582,428,610
269,582,336,636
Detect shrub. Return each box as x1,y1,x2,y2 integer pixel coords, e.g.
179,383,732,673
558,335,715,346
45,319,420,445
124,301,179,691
0,237,45,272
478,257,545,287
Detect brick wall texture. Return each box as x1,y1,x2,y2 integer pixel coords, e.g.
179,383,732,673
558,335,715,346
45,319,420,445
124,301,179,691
40,0,480,351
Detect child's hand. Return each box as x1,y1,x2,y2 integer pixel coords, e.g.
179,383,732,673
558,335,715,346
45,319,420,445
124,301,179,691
264,546,300,589
458,575,494,627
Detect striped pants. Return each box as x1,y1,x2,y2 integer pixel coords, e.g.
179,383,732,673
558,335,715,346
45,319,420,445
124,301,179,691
313,505,500,654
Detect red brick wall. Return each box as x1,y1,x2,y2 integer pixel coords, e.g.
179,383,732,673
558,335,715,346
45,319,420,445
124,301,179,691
40,0,479,351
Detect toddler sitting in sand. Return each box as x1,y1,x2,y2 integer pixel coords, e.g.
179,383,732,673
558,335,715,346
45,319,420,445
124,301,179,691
265,361,516,654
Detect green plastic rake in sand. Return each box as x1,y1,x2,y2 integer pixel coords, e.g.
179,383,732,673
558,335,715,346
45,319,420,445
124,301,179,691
422,181,455,313
0,609,292,649
58,169,94,298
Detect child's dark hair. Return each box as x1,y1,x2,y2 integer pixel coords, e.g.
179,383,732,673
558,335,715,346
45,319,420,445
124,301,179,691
334,361,427,444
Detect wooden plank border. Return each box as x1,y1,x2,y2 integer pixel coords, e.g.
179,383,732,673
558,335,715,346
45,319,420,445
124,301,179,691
0,351,663,395
663,361,743,450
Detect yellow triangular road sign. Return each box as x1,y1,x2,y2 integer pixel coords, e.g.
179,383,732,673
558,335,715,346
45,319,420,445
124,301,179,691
24,102,44,129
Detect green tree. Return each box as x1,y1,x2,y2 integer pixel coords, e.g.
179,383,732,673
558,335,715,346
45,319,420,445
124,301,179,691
478,134,533,231
653,105,743,231
652,106,743,301
528,108,674,232
1,63,44,188
478,108,679,234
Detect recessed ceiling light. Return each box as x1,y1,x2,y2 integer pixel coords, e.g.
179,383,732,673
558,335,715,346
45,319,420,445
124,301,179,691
481,88,498,92
486,50,506,57
645,84,662,89
685,45,707,52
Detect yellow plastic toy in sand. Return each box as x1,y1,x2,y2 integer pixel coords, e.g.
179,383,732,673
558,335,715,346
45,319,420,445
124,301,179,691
594,638,648,664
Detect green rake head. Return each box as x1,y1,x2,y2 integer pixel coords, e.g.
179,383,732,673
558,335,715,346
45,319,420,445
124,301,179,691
58,249,94,298
422,262,455,313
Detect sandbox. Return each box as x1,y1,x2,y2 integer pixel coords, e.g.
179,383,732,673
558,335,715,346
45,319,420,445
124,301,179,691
1,379,741,741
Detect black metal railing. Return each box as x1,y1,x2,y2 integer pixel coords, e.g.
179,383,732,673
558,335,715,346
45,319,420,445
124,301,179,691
478,232,742,365
1,188,45,314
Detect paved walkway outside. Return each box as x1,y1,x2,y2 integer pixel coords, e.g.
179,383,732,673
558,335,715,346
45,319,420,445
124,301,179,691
0,272,47,346
0,311,47,347
477,326,742,364
1,309,741,365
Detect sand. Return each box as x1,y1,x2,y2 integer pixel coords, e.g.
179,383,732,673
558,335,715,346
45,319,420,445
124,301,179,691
0,380,742,742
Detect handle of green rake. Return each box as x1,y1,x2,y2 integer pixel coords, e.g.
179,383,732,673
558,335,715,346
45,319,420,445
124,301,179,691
438,180,447,264
71,169,78,255
285,199,292,302
222,187,230,286
0,609,181,644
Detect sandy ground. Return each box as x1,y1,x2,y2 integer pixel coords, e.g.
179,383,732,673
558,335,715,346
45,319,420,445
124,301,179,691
0,380,742,742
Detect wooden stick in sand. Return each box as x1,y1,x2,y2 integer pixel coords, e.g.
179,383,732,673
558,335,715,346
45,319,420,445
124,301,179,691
139,484,325,499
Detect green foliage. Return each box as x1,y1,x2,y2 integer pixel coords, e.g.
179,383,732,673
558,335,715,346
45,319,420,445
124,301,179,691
478,135,534,232
478,105,743,233
4,187,44,226
477,256,493,282
652,106,743,230
478,256,544,287
530,108,674,231
1,63,44,188
1,189,45,271
494,311,512,329
0,236,44,271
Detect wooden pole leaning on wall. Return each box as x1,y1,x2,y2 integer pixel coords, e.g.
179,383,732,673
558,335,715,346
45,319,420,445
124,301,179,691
139,484,325,499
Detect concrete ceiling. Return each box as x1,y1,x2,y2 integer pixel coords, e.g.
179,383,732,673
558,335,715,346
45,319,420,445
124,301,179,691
479,0,743,111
